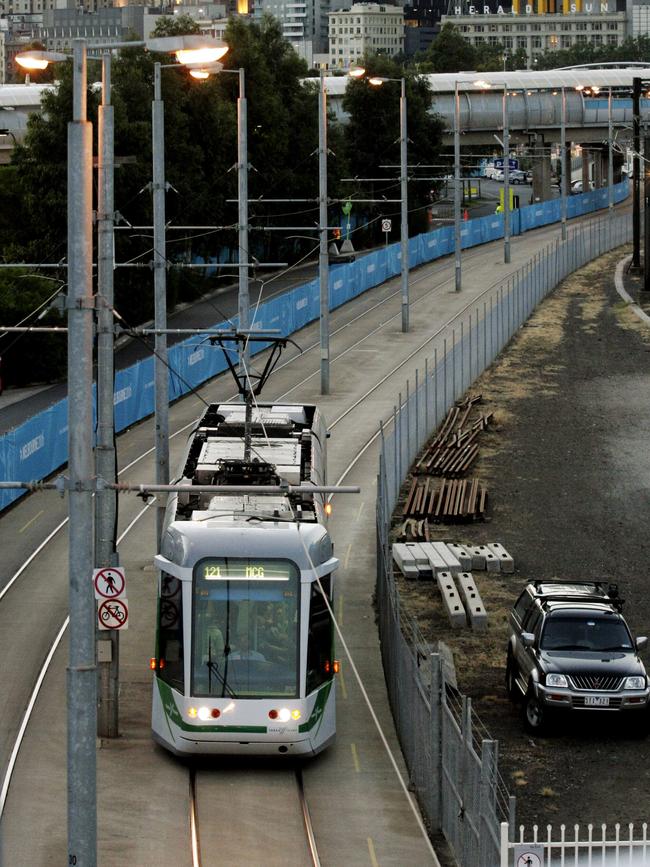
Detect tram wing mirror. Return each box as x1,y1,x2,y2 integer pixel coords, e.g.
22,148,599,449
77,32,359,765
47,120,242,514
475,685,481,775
521,632,535,648
154,554,192,581
636,636,648,652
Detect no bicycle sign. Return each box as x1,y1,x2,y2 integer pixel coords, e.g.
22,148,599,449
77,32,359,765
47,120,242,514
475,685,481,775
98,597,129,631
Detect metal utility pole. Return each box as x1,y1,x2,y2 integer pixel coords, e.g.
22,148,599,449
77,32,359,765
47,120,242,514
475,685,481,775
95,51,119,738
645,133,650,292
318,69,329,394
608,86,614,215
237,68,249,378
633,76,641,268
67,36,97,866
454,81,461,291
502,85,510,264
561,86,567,241
152,61,170,546
400,77,409,332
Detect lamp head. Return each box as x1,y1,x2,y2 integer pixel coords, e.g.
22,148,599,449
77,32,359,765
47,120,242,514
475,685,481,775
145,35,229,66
348,63,366,78
368,76,387,87
15,50,68,71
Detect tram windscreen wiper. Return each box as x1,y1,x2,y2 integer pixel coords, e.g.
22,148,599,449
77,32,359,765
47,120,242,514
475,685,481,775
206,660,237,698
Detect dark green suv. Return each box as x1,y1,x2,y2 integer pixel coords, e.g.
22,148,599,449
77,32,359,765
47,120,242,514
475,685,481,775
506,581,649,733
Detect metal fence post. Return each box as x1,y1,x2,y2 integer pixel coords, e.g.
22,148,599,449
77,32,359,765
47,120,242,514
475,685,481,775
452,328,457,401
434,348,438,427
425,357,430,436
479,740,498,867
393,405,399,501
406,380,411,462
460,321,464,392
483,302,487,370
415,368,420,453
443,338,448,411
430,652,443,830
398,393,403,484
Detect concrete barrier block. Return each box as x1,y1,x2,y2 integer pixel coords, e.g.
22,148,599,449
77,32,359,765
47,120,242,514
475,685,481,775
485,550,500,573
419,542,448,575
392,544,419,579
447,542,472,572
488,542,514,573
468,544,490,570
432,541,462,576
436,571,467,628
404,542,432,576
457,572,488,631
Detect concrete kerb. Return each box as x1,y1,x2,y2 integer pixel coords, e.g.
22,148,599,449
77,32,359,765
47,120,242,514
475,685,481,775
614,253,650,328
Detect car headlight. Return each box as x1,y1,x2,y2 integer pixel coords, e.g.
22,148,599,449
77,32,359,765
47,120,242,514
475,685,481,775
624,676,646,690
546,673,568,688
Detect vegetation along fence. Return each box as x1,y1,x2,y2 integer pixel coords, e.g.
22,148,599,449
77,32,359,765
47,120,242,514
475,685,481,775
375,210,633,866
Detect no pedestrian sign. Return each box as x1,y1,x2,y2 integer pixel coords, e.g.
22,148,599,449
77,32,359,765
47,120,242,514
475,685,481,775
93,567,126,600
98,597,129,631
382,219,392,233
514,847,543,867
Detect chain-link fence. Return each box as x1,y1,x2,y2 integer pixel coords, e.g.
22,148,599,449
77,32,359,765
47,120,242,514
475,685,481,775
375,211,632,866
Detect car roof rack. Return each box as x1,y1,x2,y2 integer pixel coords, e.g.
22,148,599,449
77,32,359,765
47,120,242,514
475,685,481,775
530,580,623,612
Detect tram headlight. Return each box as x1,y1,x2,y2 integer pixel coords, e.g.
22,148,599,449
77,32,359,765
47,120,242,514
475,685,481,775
278,708,291,722
291,709,301,720
198,706,211,721
188,707,198,719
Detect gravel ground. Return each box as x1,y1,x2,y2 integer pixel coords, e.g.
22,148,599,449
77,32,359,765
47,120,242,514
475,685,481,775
395,243,650,831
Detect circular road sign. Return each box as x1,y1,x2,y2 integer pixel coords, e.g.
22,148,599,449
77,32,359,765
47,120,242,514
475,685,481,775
98,598,129,630
93,567,125,599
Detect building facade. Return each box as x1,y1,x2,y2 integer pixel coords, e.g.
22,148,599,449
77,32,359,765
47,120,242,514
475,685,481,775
441,8,626,66
252,0,345,56
328,2,405,69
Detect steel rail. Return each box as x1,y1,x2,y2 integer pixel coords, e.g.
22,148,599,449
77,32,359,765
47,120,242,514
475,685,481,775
0,201,631,833
296,768,321,867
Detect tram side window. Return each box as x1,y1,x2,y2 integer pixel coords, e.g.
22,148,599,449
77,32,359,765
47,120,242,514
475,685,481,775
306,577,333,696
158,573,184,691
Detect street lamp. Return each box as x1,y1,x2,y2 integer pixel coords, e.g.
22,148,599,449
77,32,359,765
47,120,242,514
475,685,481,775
186,61,250,395
16,34,228,864
474,79,510,264
367,76,409,333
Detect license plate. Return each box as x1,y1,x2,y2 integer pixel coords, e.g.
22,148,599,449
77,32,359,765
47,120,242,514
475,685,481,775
585,695,610,707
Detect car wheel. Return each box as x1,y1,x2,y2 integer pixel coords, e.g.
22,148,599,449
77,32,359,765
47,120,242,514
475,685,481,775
505,653,519,701
524,685,547,734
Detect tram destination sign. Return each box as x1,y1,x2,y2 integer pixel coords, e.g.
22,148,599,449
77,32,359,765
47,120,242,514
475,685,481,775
200,560,292,582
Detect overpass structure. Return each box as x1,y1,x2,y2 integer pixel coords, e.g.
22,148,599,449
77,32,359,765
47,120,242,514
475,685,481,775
320,65,650,201
0,83,50,165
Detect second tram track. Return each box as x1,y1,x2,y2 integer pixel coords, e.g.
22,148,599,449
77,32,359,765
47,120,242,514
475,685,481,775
0,206,629,834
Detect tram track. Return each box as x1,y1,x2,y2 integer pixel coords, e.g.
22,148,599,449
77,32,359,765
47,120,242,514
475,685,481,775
188,765,321,867
0,204,631,861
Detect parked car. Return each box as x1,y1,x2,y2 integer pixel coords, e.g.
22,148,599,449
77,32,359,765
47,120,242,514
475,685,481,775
506,580,649,734
492,169,505,181
571,180,594,193
524,170,533,183
484,163,499,179
509,169,527,185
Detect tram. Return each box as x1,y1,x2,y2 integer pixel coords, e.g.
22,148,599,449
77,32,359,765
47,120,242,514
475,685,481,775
151,401,339,756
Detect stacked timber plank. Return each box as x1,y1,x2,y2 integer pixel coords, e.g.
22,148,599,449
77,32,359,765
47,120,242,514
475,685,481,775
401,477,487,524
415,396,493,477
396,395,491,533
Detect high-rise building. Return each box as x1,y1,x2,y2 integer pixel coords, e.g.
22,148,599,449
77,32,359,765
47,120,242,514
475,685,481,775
328,2,405,69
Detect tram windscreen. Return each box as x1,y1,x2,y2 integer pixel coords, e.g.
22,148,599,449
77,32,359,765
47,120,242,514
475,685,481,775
191,558,300,698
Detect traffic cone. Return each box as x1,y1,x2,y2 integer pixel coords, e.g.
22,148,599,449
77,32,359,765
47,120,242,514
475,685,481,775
463,209,469,221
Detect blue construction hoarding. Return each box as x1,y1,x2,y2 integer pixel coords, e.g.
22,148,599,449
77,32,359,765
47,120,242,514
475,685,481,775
0,180,630,510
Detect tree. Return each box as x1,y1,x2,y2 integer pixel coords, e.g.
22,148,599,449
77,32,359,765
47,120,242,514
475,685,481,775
342,56,445,240
424,23,476,73
150,15,201,37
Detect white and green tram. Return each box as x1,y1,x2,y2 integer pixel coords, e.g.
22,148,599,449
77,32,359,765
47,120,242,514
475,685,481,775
151,402,339,756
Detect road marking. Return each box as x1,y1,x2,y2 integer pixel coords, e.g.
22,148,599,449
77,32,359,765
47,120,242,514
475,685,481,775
350,742,361,772
367,838,380,867
356,501,365,521
19,510,43,534
339,665,348,700
344,543,352,570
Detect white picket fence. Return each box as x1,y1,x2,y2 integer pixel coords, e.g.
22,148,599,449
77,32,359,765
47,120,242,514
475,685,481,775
500,821,650,866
